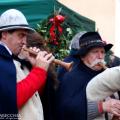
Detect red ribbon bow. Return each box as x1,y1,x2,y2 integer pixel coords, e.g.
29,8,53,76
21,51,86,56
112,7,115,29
49,15,65,45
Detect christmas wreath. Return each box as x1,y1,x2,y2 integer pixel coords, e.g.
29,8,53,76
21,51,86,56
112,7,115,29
36,12,75,60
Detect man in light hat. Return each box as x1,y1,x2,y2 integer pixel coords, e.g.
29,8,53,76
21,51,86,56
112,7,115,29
0,9,54,120
55,31,120,120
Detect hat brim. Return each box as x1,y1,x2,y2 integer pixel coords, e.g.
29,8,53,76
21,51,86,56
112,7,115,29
0,26,35,33
104,43,113,52
77,42,113,56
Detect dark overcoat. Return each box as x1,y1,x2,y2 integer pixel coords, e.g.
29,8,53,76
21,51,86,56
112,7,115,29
0,45,18,116
56,60,103,120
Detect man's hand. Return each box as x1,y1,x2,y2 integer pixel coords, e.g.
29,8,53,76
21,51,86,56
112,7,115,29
34,51,55,71
103,98,120,117
21,46,55,71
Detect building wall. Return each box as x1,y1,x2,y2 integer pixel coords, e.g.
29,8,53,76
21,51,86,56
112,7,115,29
59,0,116,52
115,0,120,57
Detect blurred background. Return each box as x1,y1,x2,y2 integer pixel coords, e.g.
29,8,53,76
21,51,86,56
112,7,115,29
0,0,119,57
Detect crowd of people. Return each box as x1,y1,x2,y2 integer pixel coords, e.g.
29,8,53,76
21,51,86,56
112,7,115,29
0,8,120,120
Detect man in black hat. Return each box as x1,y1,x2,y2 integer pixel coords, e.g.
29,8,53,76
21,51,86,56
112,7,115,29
55,32,120,120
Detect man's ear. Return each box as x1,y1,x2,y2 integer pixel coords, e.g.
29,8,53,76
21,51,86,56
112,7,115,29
1,31,8,40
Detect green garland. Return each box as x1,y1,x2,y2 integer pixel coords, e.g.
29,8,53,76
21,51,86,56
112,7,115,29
36,13,76,60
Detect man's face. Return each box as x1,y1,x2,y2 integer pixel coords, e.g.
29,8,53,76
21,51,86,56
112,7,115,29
2,29,28,55
81,47,105,71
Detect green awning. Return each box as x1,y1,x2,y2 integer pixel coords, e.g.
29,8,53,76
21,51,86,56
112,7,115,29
0,0,95,31
0,0,55,28
55,1,95,32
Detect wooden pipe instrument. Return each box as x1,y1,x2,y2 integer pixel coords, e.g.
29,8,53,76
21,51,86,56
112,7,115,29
22,47,73,71
98,62,108,70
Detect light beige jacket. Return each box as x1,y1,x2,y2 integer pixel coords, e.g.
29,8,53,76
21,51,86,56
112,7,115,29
14,60,44,120
86,66,120,120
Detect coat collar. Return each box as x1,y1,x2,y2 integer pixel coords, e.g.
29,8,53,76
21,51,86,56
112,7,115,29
0,44,12,59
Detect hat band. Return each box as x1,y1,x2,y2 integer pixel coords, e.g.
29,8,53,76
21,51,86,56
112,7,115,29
0,24,30,29
80,40,105,48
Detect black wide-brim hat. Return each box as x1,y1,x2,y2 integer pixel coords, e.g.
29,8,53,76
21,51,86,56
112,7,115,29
76,32,113,56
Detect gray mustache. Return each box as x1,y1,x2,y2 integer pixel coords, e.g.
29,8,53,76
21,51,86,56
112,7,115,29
90,59,106,67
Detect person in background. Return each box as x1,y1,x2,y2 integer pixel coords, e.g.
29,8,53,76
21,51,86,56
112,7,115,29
55,31,120,120
105,50,120,68
86,65,120,120
25,32,58,120
57,31,86,81
0,9,54,120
